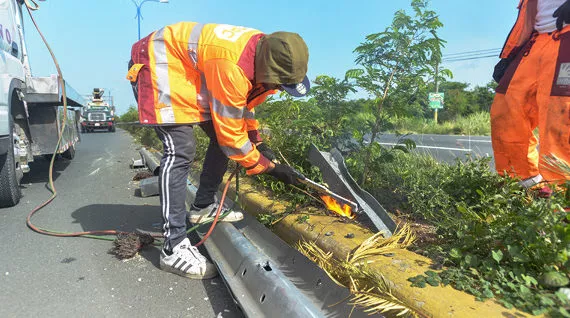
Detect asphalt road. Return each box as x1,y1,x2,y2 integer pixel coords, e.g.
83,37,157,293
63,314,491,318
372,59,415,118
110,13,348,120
0,129,241,318
377,133,495,168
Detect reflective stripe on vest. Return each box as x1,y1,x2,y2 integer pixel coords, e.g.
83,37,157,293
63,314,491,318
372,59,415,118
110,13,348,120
244,109,255,119
220,140,253,157
212,97,245,119
187,23,211,115
188,23,204,68
153,28,172,107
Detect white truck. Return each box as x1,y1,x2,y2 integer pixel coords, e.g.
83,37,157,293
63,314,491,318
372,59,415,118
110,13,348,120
0,0,86,207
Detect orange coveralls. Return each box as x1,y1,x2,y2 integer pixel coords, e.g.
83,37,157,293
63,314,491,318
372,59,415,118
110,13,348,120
491,0,570,183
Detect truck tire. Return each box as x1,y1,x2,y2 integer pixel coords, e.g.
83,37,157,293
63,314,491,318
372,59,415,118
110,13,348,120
0,120,21,207
109,126,116,133
62,144,75,160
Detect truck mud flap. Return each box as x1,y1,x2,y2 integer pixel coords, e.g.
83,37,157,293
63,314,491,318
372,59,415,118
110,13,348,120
307,144,396,236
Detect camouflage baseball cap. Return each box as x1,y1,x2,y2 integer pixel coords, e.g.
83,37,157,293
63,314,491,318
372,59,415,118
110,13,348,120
255,31,310,97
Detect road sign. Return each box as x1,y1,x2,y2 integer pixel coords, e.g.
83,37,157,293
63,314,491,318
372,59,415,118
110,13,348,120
429,92,445,109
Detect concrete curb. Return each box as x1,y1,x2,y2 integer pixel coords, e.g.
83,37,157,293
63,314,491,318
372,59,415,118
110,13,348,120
203,173,534,318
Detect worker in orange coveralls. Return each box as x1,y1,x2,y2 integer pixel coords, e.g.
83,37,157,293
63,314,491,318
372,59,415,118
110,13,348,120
491,0,570,194
127,22,309,279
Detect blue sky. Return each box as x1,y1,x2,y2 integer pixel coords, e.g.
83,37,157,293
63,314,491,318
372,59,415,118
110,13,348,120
22,0,519,115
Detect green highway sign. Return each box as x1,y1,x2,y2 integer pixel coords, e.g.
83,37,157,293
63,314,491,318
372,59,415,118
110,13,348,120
429,92,444,109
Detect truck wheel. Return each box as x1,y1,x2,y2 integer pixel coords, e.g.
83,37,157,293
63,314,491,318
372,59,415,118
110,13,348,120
62,144,75,160
0,120,21,207
109,126,116,133
81,126,86,133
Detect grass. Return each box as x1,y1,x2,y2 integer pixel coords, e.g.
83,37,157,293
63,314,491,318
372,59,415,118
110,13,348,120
388,112,491,136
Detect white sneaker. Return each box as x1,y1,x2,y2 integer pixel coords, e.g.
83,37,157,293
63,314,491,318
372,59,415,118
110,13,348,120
159,238,218,279
188,203,244,224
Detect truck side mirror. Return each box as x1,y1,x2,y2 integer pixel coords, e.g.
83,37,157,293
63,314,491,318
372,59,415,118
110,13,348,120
11,42,18,58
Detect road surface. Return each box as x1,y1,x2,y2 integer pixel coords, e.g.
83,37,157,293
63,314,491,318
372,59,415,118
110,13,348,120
0,129,240,317
377,133,495,168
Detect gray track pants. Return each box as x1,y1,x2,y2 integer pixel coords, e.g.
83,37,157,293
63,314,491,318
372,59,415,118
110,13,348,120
155,122,229,251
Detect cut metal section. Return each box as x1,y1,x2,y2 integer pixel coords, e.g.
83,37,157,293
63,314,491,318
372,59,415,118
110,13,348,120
308,143,396,236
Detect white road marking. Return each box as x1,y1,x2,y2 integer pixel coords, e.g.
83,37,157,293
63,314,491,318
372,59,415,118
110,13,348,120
88,168,100,176
456,139,492,143
377,142,472,152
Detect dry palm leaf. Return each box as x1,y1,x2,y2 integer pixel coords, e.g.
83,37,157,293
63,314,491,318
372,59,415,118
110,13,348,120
542,154,570,179
297,224,422,317
348,223,415,265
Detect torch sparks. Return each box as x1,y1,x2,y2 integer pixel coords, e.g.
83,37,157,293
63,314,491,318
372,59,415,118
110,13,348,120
320,195,355,219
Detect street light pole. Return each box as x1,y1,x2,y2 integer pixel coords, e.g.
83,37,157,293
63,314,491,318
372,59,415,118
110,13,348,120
131,0,169,40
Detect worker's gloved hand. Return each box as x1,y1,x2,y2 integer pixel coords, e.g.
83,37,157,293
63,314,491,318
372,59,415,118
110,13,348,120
554,0,570,31
257,143,277,162
266,164,303,185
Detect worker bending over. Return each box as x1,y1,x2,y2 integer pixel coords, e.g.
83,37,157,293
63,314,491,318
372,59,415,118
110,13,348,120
127,22,309,279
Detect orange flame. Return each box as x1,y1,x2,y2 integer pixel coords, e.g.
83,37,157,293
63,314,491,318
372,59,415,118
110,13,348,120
320,195,355,219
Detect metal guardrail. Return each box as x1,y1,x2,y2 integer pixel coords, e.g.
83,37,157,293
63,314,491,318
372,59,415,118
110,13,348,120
139,149,368,318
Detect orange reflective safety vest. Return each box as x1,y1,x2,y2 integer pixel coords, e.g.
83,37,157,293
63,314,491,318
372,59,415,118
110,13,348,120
127,22,277,175
501,0,538,59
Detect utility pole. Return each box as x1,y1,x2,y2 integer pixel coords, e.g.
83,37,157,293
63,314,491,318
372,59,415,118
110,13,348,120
132,0,169,40
434,61,439,124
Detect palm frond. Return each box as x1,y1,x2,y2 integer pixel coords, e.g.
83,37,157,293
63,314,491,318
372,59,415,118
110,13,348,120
348,223,415,264
542,154,570,178
296,224,422,317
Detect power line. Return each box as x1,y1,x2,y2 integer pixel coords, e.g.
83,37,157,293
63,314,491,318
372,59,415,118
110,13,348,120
443,48,502,58
439,47,501,63
442,54,499,63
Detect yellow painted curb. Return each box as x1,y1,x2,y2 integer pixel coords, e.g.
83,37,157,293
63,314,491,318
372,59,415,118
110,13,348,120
191,172,535,318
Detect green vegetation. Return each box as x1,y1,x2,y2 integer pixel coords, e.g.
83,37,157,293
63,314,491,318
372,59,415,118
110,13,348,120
118,0,570,314
388,111,491,136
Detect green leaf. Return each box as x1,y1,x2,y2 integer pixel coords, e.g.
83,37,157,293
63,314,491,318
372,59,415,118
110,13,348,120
491,250,503,264
345,68,365,80
426,276,440,287
507,245,530,263
539,271,570,288
392,145,410,153
500,300,513,309
521,274,538,287
425,270,438,277
531,308,548,316
559,308,570,318
519,285,531,295
482,289,494,299
449,248,462,259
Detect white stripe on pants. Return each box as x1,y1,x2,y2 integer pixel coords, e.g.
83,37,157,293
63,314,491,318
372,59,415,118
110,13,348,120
155,125,197,251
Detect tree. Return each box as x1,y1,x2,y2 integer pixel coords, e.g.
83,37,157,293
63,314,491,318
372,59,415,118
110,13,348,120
470,81,497,113
439,81,470,120
345,0,446,186
309,75,357,128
